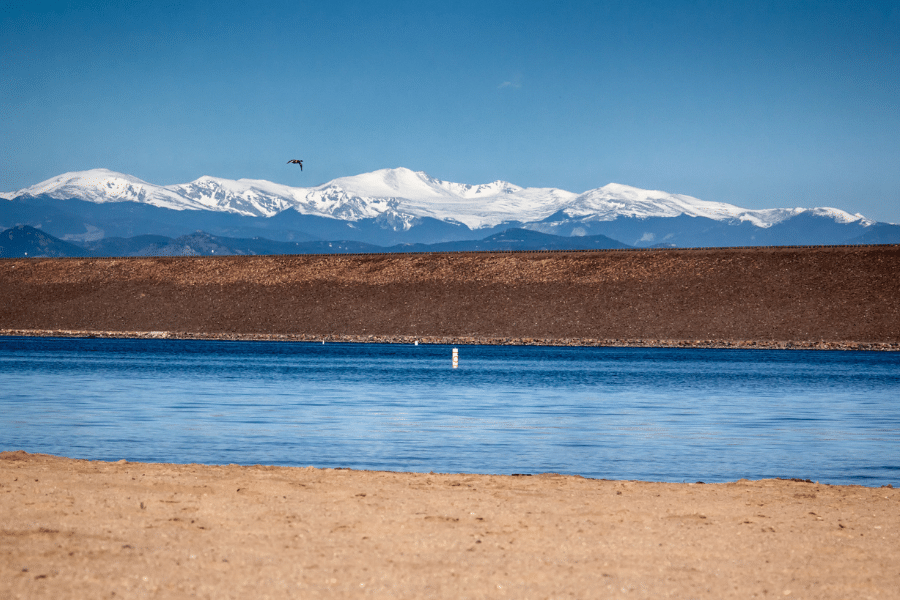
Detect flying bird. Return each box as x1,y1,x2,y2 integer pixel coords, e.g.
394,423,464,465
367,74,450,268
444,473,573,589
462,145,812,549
287,159,303,170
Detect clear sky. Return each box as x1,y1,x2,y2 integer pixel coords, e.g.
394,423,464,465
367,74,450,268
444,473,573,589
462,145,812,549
2,0,899,222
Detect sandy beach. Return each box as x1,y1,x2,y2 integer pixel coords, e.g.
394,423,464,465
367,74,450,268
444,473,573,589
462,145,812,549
1,452,898,599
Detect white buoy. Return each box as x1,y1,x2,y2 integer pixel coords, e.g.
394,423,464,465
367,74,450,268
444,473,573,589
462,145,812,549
452,347,459,369
414,340,418,346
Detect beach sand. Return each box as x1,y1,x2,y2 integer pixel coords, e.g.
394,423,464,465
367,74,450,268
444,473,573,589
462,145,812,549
2,451,897,599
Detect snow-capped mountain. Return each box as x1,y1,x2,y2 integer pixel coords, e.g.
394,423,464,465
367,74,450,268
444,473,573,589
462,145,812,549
1,167,579,228
0,170,203,211
1,167,873,230
4,167,891,249
558,183,873,228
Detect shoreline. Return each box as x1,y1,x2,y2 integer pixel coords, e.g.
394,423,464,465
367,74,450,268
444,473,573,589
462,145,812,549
2,451,898,599
3,327,899,351
2,450,893,489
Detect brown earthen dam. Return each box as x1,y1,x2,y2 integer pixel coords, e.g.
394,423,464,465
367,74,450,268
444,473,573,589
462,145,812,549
1,245,898,349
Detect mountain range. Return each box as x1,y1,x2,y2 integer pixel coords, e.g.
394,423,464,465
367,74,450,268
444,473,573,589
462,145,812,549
0,225,631,258
2,168,898,254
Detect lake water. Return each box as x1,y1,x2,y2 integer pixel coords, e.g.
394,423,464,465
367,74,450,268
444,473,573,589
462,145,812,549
1,336,898,486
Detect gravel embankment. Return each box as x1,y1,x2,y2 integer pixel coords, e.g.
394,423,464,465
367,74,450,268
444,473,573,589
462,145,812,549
2,245,898,348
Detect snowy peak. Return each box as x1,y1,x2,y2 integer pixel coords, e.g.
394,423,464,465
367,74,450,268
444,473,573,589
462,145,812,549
318,168,524,202
566,183,872,228
166,176,302,216
318,168,454,204
806,206,871,224
0,169,207,211
300,168,575,228
2,167,876,229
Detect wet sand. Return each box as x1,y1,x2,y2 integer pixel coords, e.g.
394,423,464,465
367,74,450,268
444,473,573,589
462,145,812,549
2,452,898,599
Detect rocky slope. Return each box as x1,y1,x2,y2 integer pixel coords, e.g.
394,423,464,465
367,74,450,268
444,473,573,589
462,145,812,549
1,245,898,346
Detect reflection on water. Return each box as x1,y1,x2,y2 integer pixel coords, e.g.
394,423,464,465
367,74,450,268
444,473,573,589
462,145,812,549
1,337,898,485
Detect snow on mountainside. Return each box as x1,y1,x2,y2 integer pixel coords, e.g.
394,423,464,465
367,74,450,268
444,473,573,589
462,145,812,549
315,169,578,228
1,167,874,230
0,170,208,211
567,183,803,228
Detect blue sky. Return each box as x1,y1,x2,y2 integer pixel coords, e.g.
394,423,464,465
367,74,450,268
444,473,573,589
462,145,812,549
2,0,899,222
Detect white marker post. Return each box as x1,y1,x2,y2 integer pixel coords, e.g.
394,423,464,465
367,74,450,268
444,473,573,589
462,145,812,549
452,347,459,369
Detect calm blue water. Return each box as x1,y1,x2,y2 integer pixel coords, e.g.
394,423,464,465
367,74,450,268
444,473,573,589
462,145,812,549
1,336,898,486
